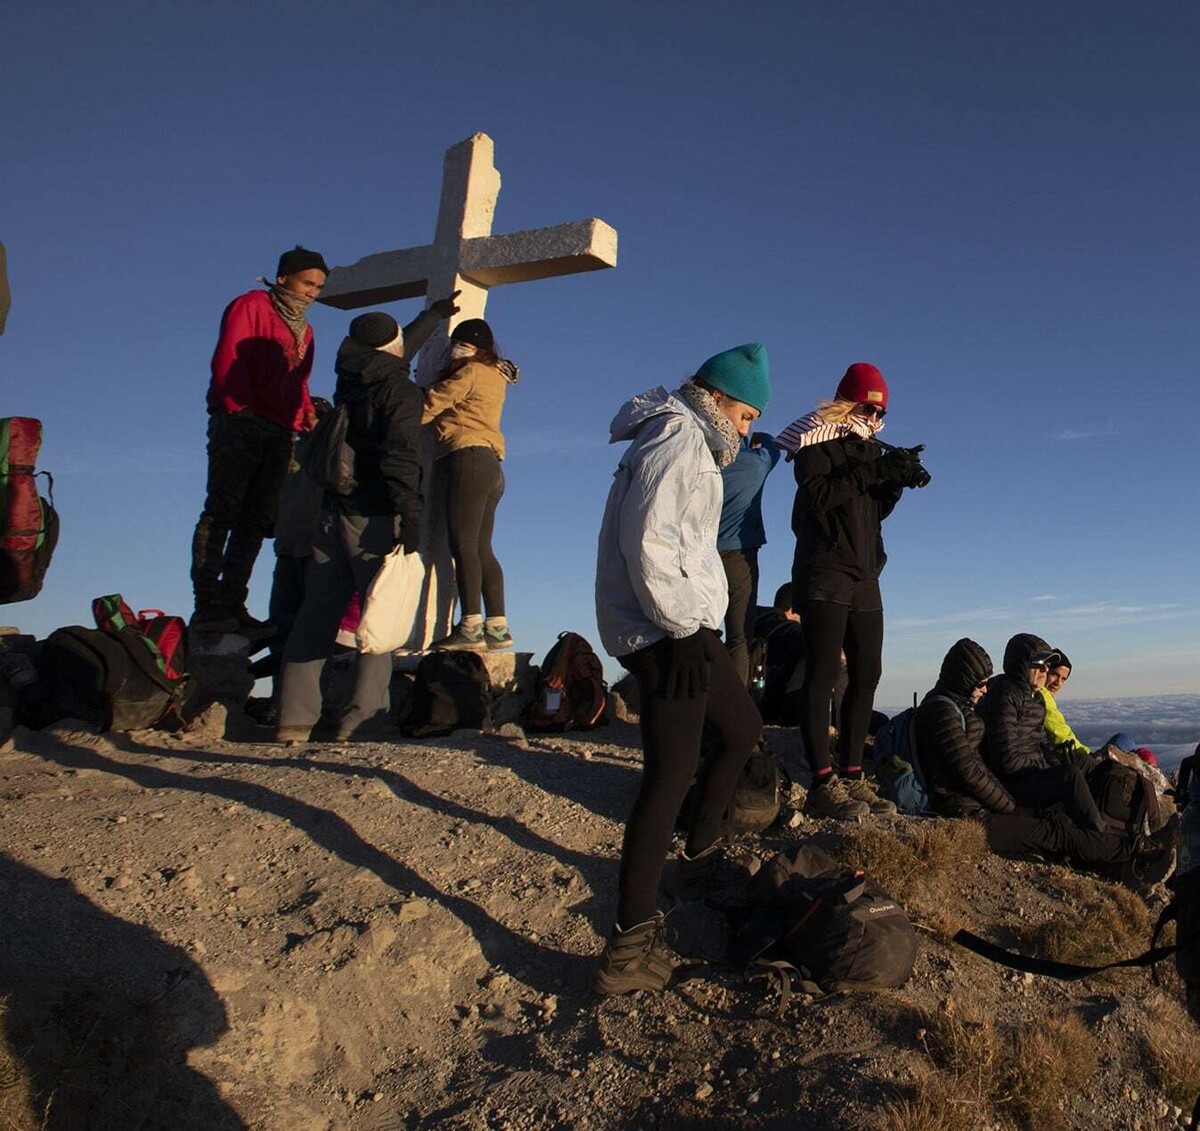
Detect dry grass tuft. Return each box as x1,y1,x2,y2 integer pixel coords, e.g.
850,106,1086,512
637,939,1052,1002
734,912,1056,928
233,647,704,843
0,997,42,1131
877,1070,984,1131
844,819,987,937
1013,872,1150,967
878,999,1094,1131
1000,1012,1093,1128
1142,991,1200,1106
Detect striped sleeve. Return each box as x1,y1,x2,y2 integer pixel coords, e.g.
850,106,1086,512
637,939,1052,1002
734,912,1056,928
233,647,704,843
777,412,848,453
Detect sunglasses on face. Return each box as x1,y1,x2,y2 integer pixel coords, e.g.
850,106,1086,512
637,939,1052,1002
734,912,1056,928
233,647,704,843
857,404,886,418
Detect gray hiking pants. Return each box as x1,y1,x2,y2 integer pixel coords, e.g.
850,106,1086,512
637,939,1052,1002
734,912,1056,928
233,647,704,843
278,510,397,735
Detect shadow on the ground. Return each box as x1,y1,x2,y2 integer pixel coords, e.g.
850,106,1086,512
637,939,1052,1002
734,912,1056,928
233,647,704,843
0,852,244,1131
473,735,641,824
23,732,602,996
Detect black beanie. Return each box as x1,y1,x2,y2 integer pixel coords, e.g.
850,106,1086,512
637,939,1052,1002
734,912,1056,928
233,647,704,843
349,312,399,348
451,318,494,351
277,245,330,278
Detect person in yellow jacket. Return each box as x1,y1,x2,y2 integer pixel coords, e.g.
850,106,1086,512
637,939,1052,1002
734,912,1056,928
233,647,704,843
1039,651,1090,754
422,318,519,652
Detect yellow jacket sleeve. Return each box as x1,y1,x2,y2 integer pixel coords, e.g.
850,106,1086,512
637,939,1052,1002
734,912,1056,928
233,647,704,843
1039,687,1090,753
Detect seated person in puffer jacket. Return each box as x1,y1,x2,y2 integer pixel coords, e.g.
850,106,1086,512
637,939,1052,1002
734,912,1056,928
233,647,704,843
916,638,1016,818
919,639,1175,886
978,632,1104,832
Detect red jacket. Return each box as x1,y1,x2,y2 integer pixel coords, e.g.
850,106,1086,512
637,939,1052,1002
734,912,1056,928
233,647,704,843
206,290,315,431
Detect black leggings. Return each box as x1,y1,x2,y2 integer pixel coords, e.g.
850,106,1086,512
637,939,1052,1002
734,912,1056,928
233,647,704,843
798,599,883,776
444,446,505,617
617,629,762,926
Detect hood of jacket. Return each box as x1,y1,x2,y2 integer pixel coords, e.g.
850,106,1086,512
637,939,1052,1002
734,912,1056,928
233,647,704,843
608,386,727,452
935,638,993,699
1001,632,1056,685
334,338,411,400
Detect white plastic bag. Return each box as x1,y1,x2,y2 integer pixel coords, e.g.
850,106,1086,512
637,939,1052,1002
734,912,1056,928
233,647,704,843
356,548,426,654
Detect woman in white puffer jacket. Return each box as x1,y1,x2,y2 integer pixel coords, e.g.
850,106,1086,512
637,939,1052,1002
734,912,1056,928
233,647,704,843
592,343,771,997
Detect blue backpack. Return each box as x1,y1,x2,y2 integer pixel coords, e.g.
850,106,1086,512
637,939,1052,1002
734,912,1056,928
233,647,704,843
871,696,965,815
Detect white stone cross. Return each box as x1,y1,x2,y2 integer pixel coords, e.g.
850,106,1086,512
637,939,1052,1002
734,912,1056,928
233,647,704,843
320,131,618,386
319,132,618,649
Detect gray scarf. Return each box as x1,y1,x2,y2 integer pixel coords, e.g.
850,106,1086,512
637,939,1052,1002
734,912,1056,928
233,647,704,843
260,279,313,356
677,380,741,469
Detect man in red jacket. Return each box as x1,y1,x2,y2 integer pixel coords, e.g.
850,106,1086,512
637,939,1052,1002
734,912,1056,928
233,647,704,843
191,246,329,634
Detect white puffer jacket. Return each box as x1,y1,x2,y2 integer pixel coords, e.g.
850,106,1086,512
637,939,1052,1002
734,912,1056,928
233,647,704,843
594,387,728,658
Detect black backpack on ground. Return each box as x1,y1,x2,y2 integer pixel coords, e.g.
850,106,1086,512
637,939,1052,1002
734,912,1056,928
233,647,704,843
403,651,491,738
729,844,918,1004
33,625,186,731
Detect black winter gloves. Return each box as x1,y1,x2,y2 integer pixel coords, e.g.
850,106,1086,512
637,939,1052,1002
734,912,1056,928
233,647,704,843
877,447,931,489
398,520,421,556
660,631,710,699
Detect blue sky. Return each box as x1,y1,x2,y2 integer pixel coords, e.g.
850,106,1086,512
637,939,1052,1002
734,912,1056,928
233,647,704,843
3,1,1198,712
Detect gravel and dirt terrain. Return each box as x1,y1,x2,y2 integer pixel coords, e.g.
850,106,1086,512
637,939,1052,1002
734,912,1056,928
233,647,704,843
1,709,1197,1130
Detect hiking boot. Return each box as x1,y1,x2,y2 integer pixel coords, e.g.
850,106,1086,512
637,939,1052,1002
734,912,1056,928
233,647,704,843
334,722,405,743
803,776,870,822
231,607,278,645
1118,844,1176,893
274,725,312,745
592,913,680,996
190,605,241,634
484,626,514,652
431,623,487,652
842,775,898,815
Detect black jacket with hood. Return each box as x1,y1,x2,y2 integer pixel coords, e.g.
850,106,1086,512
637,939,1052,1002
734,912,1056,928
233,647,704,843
330,310,441,532
916,638,1015,817
789,436,904,605
978,633,1053,780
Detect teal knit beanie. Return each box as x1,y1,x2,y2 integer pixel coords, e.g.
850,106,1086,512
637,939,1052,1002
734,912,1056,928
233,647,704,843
695,343,771,412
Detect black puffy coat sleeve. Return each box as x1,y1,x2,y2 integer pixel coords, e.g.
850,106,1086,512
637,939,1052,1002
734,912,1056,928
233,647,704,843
918,696,1015,815
932,700,1015,813
869,477,904,520
374,378,424,535
979,680,1044,778
793,441,882,516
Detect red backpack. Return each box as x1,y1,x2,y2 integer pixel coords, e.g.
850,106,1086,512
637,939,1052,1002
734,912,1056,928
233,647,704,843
527,631,608,732
92,594,188,681
0,417,59,604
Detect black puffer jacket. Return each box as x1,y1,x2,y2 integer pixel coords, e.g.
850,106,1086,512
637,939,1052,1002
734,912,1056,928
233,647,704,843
916,638,1015,816
333,339,424,531
978,633,1053,779
789,436,904,604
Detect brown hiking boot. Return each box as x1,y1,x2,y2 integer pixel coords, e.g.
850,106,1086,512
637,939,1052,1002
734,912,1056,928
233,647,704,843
592,913,680,996
842,776,898,815
803,776,870,822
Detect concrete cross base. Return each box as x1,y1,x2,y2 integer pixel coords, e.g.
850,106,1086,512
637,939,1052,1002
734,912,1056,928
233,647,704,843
393,650,536,727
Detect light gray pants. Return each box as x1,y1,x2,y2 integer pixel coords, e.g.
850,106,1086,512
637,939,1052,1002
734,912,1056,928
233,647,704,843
278,510,396,735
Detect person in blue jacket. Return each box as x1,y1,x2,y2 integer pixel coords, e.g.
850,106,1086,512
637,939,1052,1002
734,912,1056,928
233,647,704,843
717,431,781,684
592,343,771,996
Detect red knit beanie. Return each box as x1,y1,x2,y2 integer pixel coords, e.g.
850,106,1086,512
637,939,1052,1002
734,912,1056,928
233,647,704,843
835,362,888,409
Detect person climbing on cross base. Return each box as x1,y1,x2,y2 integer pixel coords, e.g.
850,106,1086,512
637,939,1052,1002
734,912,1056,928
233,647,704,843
191,246,330,637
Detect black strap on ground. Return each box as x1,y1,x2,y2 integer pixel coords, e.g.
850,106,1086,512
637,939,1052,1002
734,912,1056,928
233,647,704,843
952,928,1175,981
1190,1090,1200,1131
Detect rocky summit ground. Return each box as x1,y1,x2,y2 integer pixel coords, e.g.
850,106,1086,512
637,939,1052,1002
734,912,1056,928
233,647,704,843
1,712,1198,1131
